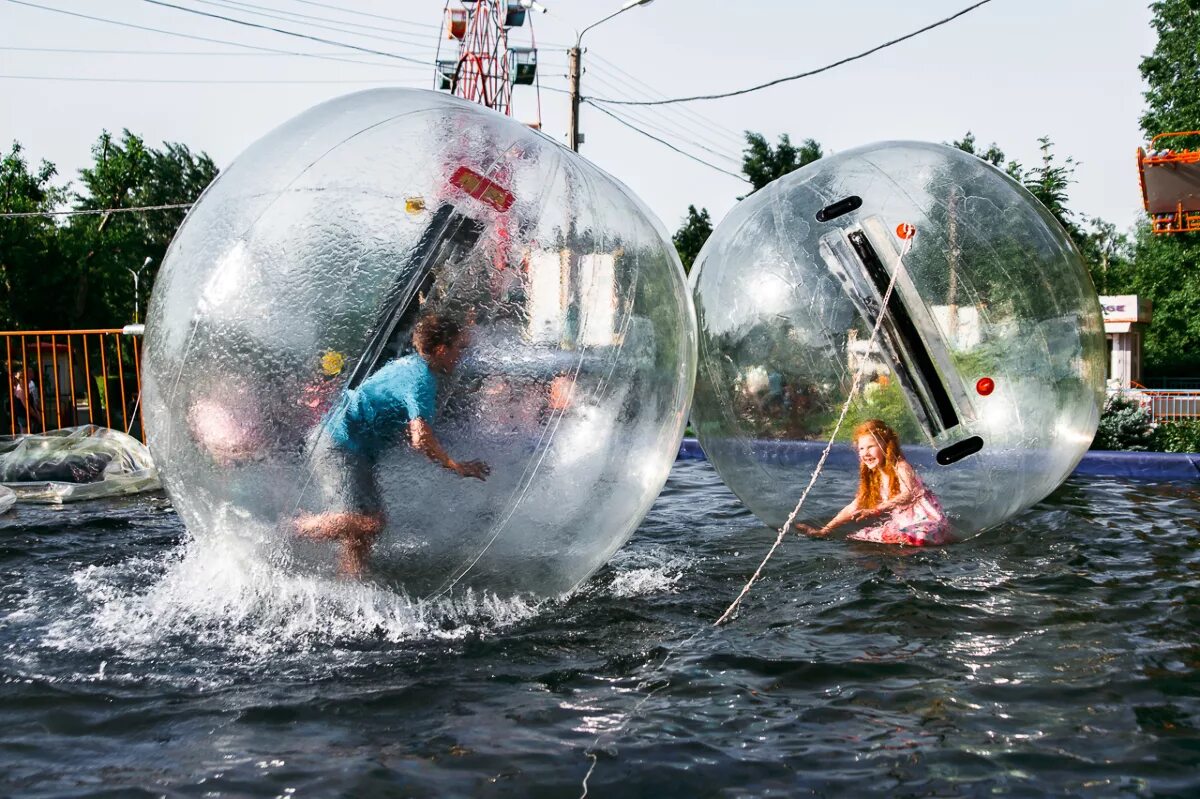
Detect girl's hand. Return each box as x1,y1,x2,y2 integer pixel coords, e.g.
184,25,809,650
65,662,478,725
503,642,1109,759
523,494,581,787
850,507,881,522
794,522,828,538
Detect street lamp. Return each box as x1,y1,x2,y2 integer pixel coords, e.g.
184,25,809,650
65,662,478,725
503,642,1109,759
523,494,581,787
128,256,152,324
568,0,655,152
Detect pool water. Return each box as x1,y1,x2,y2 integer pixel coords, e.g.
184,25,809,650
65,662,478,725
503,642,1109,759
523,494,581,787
2,459,1199,797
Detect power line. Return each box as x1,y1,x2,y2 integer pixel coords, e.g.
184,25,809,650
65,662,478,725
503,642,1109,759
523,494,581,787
283,0,438,30
142,0,434,66
588,0,995,106
581,72,742,166
0,45,429,59
1,74,423,84
0,203,193,220
205,0,438,38
583,65,745,164
587,52,745,146
583,100,748,183
5,0,423,70
183,0,440,50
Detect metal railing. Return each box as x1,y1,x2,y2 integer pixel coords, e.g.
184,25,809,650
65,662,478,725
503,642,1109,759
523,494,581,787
0,329,143,441
1138,389,1200,424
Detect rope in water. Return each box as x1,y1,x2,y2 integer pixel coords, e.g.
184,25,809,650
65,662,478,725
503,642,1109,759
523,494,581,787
580,228,917,796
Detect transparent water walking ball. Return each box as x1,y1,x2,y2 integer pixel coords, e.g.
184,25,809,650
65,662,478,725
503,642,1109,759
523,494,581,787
690,141,1104,539
142,89,695,596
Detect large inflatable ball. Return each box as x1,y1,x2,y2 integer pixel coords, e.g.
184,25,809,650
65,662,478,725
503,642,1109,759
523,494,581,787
143,89,695,596
690,141,1104,540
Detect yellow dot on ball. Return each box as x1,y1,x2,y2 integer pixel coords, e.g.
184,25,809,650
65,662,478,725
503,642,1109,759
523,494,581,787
320,350,345,376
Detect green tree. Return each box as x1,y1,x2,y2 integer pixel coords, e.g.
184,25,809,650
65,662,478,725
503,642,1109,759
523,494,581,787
1139,0,1200,138
672,204,712,273
1133,0,1200,377
952,132,1083,240
61,130,217,326
950,131,1010,171
1078,217,1135,295
741,132,822,192
1011,136,1083,239
679,130,822,272
0,143,70,329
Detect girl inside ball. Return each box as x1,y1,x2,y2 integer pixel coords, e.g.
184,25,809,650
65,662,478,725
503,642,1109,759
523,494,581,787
795,418,952,546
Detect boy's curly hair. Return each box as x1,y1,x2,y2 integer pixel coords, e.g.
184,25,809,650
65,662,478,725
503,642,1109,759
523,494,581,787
414,314,466,353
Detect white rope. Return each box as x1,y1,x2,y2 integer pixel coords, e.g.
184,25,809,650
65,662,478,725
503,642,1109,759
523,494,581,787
714,231,915,625
579,228,917,796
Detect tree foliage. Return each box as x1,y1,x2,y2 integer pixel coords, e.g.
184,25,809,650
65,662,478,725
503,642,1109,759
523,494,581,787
741,132,822,192
1092,393,1155,451
1139,0,1200,139
0,143,68,329
675,130,823,269
0,130,217,329
1132,0,1200,377
672,204,712,273
951,131,1083,240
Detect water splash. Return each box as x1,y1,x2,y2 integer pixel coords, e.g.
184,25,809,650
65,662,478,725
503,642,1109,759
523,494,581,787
36,524,547,673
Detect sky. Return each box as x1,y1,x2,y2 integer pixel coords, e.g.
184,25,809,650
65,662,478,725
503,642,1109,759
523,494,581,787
2,0,1158,237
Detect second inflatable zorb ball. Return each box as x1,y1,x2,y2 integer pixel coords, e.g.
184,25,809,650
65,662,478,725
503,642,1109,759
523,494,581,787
690,141,1104,539
142,89,695,596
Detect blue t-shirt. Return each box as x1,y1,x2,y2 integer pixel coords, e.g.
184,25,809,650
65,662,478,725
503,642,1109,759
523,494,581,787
325,353,438,458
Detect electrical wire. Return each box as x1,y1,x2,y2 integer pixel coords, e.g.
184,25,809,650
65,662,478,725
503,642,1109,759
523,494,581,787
588,0,995,106
0,204,193,219
582,66,744,164
587,52,745,147
283,0,439,30
0,45,422,57
182,0,440,50
582,99,748,182
581,72,741,166
0,74,424,83
200,0,440,40
141,0,434,66
5,0,425,70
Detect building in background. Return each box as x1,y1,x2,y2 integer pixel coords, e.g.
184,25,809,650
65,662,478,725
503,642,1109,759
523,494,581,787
1100,294,1153,388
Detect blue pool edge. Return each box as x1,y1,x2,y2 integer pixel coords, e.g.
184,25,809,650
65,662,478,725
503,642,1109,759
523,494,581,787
676,438,1200,481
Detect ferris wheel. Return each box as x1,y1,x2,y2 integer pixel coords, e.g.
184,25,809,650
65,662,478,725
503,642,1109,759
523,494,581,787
435,0,544,129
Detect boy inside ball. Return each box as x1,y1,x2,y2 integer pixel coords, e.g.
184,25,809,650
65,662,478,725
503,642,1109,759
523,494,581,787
296,313,490,577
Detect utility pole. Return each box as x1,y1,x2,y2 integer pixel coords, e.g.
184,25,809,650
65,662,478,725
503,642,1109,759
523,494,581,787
568,45,582,152
569,0,654,153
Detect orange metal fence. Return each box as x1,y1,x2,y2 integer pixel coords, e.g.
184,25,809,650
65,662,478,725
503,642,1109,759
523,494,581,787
0,329,144,441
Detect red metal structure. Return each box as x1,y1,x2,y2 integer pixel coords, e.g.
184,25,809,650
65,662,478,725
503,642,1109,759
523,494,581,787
436,1,541,127
1137,131,1200,235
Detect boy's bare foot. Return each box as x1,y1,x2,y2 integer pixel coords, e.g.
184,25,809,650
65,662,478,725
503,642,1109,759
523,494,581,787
338,524,381,577
293,513,384,577
295,514,340,541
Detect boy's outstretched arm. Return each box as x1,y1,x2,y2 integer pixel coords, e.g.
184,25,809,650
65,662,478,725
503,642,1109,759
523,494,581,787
409,417,490,480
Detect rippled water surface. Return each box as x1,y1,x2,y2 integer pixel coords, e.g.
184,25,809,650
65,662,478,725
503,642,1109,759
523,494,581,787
2,459,1199,798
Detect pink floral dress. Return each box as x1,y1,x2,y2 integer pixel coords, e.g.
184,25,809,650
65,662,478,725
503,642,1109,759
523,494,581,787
848,472,952,546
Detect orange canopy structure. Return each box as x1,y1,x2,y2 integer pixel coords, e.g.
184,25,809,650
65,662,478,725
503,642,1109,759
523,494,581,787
1137,131,1200,235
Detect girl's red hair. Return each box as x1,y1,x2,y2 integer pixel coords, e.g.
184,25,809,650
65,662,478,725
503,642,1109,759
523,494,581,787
853,419,903,509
